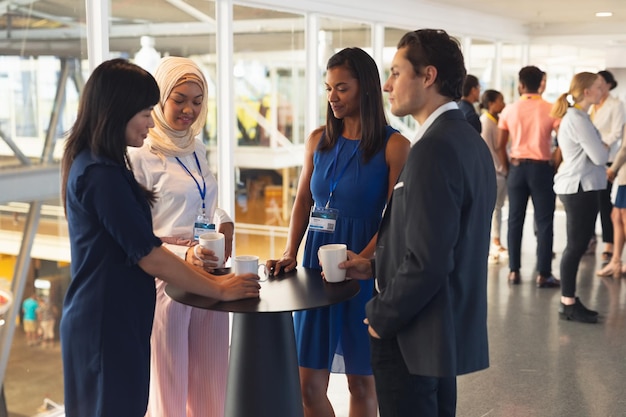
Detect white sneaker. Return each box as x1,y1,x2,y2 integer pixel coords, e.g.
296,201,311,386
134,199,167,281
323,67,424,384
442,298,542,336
489,244,509,259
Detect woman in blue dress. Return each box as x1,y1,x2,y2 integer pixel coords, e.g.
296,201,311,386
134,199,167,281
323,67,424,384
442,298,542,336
60,59,260,417
267,48,409,417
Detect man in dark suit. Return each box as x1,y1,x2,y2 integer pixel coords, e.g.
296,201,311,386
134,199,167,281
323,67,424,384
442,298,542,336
340,29,496,417
458,74,482,133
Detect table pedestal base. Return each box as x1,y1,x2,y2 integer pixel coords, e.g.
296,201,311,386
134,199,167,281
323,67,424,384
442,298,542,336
225,312,304,417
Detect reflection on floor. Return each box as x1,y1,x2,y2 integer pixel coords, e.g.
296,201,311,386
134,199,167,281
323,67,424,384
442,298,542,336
4,206,626,416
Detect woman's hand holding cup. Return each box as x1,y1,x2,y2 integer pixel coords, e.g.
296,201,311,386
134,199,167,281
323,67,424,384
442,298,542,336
191,245,220,271
218,272,260,301
194,232,226,272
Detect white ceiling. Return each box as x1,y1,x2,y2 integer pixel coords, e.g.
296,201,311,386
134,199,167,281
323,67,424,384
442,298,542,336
431,0,621,25
2,0,626,56
427,0,626,45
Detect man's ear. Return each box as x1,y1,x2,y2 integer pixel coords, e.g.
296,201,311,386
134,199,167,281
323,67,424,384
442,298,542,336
423,65,438,88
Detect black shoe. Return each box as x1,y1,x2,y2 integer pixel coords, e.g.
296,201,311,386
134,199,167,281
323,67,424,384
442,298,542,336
508,271,521,285
559,300,598,323
537,274,560,288
575,297,598,316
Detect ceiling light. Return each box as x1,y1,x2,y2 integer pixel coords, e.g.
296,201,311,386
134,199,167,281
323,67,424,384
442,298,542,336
596,11,613,17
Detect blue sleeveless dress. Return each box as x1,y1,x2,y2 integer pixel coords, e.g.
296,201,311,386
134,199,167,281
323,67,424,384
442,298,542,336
294,125,396,374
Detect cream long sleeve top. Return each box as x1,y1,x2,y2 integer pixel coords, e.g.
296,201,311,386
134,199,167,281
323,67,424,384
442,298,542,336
128,138,232,259
591,94,626,162
480,112,506,177
610,132,626,186
554,107,609,195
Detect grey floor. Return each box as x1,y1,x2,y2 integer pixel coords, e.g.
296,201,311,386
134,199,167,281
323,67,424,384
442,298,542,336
5,208,626,417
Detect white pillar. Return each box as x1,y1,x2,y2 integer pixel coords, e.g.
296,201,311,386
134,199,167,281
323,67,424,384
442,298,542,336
462,36,472,73
85,0,110,72
372,23,385,85
521,43,530,67
215,0,236,229
305,14,320,134
494,41,503,91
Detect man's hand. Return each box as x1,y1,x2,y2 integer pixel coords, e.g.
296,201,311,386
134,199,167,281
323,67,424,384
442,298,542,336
363,318,380,339
608,167,616,182
338,250,373,280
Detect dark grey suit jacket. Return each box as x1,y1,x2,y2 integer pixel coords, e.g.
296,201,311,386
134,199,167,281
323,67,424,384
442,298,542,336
458,99,482,133
366,108,496,378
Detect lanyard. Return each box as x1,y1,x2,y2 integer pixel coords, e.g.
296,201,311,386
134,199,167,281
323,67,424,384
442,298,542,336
486,112,498,124
327,140,359,208
175,152,207,213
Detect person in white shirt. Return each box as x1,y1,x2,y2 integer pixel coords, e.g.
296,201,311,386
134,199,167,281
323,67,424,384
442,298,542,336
551,72,608,323
129,56,233,416
590,70,626,264
603,137,626,278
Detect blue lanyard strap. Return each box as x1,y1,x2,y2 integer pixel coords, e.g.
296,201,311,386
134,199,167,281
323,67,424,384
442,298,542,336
175,152,207,211
327,140,359,208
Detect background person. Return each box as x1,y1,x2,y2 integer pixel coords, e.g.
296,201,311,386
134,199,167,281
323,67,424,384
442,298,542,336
497,65,559,287
551,72,608,323
590,69,626,263
598,130,626,277
339,29,496,417
266,47,409,417
129,56,234,417
21,293,38,347
59,58,260,417
480,89,507,263
458,74,481,132
36,296,57,348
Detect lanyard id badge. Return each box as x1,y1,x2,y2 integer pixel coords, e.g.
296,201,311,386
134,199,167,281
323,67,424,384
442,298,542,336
309,206,339,233
175,152,215,239
193,212,215,240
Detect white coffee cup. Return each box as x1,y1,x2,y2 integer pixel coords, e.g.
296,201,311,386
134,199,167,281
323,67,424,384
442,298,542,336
198,232,225,268
234,255,268,281
318,243,347,283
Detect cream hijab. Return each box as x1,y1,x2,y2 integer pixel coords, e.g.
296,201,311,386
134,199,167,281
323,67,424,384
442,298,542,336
147,56,209,157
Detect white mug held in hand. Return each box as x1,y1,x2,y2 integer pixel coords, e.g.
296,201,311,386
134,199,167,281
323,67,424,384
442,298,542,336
234,255,269,281
197,232,225,268
318,243,347,283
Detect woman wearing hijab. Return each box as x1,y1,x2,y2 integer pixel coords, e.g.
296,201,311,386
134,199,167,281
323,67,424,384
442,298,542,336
129,56,233,416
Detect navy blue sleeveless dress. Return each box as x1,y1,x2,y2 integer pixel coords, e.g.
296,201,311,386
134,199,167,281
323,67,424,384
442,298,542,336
294,125,396,374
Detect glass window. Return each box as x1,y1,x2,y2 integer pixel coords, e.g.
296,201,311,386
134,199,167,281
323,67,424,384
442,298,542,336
0,2,86,415
318,17,372,127
231,4,306,260
382,27,418,138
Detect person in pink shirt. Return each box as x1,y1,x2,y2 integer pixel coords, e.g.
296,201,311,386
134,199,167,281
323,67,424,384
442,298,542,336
496,66,560,288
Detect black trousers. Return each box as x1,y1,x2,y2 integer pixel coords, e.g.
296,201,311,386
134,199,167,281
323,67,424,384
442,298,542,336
559,190,599,297
370,336,457,417
598,177,614,244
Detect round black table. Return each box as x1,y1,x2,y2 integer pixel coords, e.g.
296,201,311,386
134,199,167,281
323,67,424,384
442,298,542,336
165,267,360,417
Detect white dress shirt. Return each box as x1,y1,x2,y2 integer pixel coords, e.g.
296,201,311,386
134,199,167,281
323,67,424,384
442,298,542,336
411,101,459,146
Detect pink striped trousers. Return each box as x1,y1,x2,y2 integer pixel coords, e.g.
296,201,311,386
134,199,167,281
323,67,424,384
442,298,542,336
145,278,229,417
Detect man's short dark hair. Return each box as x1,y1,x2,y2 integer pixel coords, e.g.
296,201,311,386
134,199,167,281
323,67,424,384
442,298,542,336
462,75,479,97
518,66,544,93
397,29,466,100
